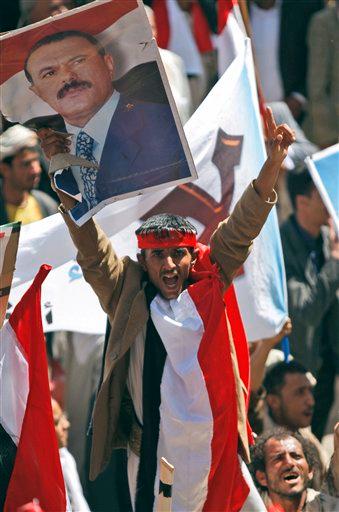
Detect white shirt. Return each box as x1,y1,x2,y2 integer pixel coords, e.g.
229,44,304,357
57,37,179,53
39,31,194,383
59,447,90,512
65,91,120,202
251,1,284,102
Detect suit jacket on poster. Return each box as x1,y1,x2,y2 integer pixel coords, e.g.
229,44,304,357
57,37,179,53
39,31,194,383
54,92,189,220
247,0,324,98
62,183,275,481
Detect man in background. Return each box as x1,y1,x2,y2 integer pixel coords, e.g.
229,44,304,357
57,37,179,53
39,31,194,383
280,166,339,440
250,429,339,511
303,0,339,148
248,0,324,120
52,398,90,512
0,125,57,224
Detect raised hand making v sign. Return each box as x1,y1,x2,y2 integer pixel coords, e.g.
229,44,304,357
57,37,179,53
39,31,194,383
254,106,296,202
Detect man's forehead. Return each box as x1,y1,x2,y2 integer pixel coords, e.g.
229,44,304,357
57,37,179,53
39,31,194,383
266,437,302,456
27,36,97,67
283,372,313,390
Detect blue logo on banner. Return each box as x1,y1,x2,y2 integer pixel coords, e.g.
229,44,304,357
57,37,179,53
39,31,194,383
69,263,82,282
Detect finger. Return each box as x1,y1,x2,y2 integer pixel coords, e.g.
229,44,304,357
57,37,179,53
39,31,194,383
41,133,72,145
276,125,295,141
37,128,71,142
265,106,277,139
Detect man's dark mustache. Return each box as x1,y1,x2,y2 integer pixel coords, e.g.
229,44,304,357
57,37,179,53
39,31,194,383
57,80,92,100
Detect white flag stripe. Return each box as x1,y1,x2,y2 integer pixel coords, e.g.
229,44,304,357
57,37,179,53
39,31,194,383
151,291,212,511
0,321,29,445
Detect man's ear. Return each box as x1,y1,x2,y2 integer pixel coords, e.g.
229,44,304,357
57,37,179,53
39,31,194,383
29,83,39,97
266,394,280,414
255,470,268,488
137,252,147,272
190,248,199,267
104,54,114,80
0,162,10,178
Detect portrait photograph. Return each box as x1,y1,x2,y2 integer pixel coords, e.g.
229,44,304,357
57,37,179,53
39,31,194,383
0,0,196,225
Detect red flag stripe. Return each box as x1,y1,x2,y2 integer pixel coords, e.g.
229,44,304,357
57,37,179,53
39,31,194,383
218,0,237,34
188,245,250,511
4,265,66,512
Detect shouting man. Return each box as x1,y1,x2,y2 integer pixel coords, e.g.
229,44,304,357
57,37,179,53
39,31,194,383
41,108,294,511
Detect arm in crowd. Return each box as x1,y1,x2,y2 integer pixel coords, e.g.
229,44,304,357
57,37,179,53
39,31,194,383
322,423,339,497
210,107,295,289
250,319,292,393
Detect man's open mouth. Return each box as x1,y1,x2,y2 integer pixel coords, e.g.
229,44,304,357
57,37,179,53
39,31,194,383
162,275,179,288
283,472,300,483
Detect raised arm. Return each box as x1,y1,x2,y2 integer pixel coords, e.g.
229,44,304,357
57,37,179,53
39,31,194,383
38,128,126,319
210,107,295,288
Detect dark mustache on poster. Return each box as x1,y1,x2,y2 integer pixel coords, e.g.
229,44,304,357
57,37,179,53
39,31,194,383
57,79,92,99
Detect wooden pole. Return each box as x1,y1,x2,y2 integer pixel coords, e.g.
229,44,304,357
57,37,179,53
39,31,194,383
156,457,174,512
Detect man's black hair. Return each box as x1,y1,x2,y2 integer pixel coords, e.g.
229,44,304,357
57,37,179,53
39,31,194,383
24,30,106,83
135,213,197,238
263,360,309,396
250,428,316,491
287,165,315,210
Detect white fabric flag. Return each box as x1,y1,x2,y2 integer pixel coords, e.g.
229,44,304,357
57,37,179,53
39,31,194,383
10,39,287,341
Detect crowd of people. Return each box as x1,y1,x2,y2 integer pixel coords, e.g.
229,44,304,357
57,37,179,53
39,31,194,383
1,1,338,511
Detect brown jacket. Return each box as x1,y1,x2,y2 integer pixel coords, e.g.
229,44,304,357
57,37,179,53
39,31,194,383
63,183,276,481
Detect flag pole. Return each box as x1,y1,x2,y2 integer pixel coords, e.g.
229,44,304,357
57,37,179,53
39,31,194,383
156,457,174,512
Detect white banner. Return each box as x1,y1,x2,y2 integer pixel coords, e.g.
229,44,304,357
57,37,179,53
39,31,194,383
10,39,287,340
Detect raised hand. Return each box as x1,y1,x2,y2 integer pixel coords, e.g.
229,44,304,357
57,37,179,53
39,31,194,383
264,106,295,164
254,107,296,201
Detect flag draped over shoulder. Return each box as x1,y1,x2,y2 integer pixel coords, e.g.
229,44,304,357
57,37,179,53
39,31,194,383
145,244,250,511
0,265,66,512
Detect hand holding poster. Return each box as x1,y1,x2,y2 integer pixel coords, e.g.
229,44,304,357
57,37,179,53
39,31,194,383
0,0,196,225
305,144,339,237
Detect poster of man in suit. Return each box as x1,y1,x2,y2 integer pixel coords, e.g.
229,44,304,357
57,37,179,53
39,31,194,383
0,0,196,225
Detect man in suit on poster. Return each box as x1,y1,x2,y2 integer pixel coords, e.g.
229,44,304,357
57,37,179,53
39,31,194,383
25,30,190,220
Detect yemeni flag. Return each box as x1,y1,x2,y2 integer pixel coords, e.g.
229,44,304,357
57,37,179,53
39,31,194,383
0,265,66,512
152,0,213,76
217,0,246,77
145,244,252,511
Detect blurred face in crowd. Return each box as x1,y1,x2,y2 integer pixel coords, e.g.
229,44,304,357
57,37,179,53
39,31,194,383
266,372,315,430
255,436,313,499
27,36,114,127
52,399,70,449
296,187,330,230
2,149,41,192
253,0,276,9
137,247,197,300
177,0,195,12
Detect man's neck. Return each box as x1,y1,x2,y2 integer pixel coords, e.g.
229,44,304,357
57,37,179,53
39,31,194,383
269,490,306,512
295,212,321,238
3,181,29,206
